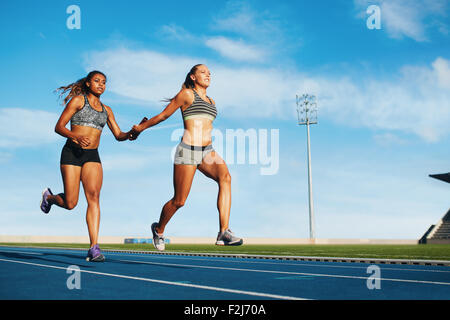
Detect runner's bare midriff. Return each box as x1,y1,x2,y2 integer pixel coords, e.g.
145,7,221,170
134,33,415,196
182,118,213,146
71,125,102,149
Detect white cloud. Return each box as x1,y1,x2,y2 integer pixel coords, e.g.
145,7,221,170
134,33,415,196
83,48,199,104
212,0,282,40
373,133,409,146
433,57,450,89
102,154,150,172
209,0,295,60
0,108,59,148
84,47,450,142
84,47,300,119
299,57,450,142
355,0,449,41
305,60,450,140
159,24,197,42
381,0,428,41
157,2,293,64
212,1,259,36
205,36,266,62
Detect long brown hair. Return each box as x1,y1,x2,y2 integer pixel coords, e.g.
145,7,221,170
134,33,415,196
164,64,203,102
182,64,203,89
55,70,107,105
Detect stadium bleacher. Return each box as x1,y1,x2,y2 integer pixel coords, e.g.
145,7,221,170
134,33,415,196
421,209,450,244
420,173,450,244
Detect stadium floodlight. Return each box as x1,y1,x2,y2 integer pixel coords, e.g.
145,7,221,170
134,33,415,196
296,94,318,241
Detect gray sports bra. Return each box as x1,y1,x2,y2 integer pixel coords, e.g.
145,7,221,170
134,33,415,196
71,95,108,130
182,89,217,121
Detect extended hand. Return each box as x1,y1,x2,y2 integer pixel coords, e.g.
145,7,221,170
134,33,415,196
129,117,147,141
129,128,140,141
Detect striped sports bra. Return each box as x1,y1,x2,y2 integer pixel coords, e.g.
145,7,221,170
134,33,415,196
182,89,217,121
71,95,108,130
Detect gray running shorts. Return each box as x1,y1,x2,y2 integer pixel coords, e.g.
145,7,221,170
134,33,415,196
174,141,214,166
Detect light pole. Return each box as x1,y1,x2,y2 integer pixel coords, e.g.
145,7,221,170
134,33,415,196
296,94,317,241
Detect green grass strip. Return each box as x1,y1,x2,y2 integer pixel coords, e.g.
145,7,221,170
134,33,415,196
1,243,449,261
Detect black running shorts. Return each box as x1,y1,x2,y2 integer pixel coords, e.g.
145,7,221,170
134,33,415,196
60,139,101,167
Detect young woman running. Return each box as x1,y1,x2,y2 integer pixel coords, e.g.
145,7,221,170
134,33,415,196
130,64,243,251
40,71,132,262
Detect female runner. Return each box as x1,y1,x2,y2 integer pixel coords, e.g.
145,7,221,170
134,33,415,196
130,64,243,251
40,71,132,261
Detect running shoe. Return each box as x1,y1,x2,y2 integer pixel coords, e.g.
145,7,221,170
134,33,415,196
86,244,105,262
216,229,243,246
40,188,53,214
151,222,165,251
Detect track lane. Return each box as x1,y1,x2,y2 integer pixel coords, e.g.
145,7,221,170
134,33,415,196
0,246,449,300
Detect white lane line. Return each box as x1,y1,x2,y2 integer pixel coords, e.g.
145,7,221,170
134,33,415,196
107,252,450,274
0,249,43,255
3,247,448,275
0,258,306,300
119,259,450,286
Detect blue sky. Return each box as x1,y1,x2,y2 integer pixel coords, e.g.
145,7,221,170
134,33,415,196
0,0,449,240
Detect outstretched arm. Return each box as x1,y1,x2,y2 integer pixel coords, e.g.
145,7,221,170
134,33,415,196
105,106,131,141
129,89,193,140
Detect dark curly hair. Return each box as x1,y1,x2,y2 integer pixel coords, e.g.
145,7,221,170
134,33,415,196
55,70,107,105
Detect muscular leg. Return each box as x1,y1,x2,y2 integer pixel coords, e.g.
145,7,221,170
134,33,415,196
80,162,103,247
47,165,81,210
198,152,231,232
155,164,197,235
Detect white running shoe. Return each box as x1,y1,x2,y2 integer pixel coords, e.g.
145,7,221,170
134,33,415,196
151,222,165,251
216,229,243,246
